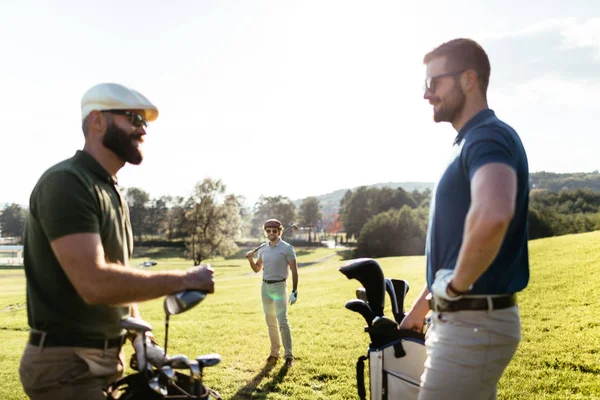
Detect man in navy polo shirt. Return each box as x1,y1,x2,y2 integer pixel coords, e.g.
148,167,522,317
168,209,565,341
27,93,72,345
399,38,530,399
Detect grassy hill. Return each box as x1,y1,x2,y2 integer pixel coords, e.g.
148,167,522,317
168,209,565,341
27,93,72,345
1,232,600,399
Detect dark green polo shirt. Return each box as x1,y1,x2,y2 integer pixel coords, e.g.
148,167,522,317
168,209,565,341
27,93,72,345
24,150,132,338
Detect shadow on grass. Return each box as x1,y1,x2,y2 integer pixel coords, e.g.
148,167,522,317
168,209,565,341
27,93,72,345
230,361,290,400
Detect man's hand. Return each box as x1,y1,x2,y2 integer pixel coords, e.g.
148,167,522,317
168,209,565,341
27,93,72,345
184,264,215,293
289,290,297,305
398,310,425,332
431,269,470,301
245,250,254,260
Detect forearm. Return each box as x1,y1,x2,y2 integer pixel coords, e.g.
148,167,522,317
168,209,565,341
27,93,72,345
248,258,261,273
452,205,511,291
407,284,431,319
82,264,188,306
130,303,141,318
291,268,298,291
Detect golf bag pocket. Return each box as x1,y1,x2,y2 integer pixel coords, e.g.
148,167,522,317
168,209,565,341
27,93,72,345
359,332,426,400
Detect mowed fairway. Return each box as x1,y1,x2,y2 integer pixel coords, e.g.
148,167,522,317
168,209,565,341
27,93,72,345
1,233,600,399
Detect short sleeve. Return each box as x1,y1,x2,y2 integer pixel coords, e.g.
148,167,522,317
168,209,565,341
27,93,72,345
286,245,296,262
461,128,516,180
33,171,100,240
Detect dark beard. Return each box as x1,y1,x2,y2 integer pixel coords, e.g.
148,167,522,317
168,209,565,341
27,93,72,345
102,121,143,165
433,82,466,124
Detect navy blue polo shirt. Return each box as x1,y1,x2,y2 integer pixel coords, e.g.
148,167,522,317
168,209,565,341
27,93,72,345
425,109,529,295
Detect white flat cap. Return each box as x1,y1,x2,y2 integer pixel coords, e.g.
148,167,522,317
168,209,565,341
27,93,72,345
81,83,159,122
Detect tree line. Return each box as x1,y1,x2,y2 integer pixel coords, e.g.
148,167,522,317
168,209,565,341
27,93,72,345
0,177,324,264
3,180,600,260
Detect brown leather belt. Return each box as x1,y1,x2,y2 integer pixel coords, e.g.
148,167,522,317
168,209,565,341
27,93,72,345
429,294,517,312
263,279,286,284
29,331,125,349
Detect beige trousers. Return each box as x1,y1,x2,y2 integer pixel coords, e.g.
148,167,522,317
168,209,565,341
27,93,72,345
418,306,521,400
19,343,124,400
261,281,293,359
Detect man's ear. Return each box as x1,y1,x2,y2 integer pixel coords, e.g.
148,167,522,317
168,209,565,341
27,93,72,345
88,110,107,133
461,70,479,93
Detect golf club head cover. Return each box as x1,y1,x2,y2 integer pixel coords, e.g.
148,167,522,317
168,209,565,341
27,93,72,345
386,278,410,323
344,299,376,326
339,258,385,317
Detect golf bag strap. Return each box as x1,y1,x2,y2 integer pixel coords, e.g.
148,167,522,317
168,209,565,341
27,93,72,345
394,341,406,358
356,354,368,400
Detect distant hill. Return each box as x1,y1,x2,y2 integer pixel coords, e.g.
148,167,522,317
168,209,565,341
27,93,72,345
293,182,434,217
293,172,600,221
530,171,600,192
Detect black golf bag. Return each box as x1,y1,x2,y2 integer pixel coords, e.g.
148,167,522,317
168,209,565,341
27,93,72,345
340,258,427,400
106,371,216,399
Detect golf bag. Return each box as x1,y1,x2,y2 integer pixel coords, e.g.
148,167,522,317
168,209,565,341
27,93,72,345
340,258,427,400
106,371,218,399
105,291,222,400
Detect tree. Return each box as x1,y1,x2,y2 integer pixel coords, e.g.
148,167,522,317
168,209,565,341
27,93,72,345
298,197,322,241
355,206,426,258
324,213,343,234
250,196,296,237
165,196,186,240
184,178,242,265
0,203,27,240
146,196,169,239
125,187,150,242
339,186,417,240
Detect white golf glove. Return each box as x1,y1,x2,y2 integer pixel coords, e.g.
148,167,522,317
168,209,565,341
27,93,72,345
431,269,471,301
289,290,297,305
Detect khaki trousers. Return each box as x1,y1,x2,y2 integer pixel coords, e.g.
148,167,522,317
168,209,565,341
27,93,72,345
418,306,521,400
19,343,124,400
261,281,293,359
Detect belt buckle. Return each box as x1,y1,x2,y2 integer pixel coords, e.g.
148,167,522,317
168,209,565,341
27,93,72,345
432,296,460,312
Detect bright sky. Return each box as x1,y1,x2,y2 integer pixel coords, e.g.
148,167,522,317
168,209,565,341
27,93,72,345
2,1,598,208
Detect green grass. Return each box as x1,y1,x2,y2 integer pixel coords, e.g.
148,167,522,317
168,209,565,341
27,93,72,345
2,236,600,399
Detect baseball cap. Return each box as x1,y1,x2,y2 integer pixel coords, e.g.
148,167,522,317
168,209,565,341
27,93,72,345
264,219,283,229
81,83,159,122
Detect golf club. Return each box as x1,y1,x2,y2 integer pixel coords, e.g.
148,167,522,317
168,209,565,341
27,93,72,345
160,365,177,382
390,278,409,323
344,299,376,327
252,223,299,252
165,354,192,370
339,258,386,317
148,376,167,396
163,290,207,356
188,360,201,380
385,278,402,324
196,354,222,368
356,287,368,302
121,317,153,372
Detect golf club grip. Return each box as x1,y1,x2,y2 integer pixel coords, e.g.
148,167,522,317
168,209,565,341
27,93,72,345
254,243,266,252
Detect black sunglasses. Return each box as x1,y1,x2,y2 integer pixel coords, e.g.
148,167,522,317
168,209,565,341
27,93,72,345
424,70,466,94
106,110,147,128
265,228,280,234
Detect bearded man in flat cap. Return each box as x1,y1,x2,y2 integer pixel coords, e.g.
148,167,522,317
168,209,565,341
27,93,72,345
19,83,215,399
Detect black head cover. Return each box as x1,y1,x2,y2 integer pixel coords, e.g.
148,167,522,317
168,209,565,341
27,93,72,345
339,258,385,317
